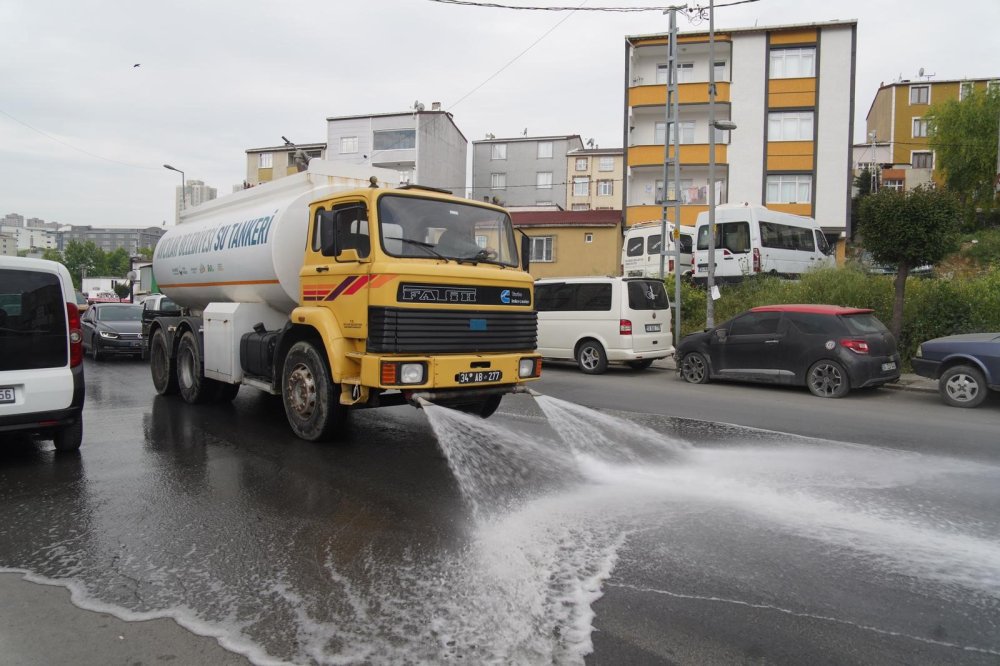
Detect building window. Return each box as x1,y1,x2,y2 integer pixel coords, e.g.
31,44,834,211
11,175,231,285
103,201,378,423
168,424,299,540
475,235,488,248
571,203,591,211
598,156,614,171
340,136,358,154
912,118,928,138
909,85,930,105
883,179,904,191
491,143,507,160
912,152,934,169
714,60,727,82
491,172,506,190
597,180,613,196
536,172,553,189
676,62,694,83
258,152,273,168
575,157,588,171
768,111,814,141
714,127,731,144
530,236,553,262
537,142,553,159
766,174,812,203
959,81,974,100
373,129,415,151
585,233,594,243
656,121,695,145
656,64,670,84
573,177,590,197
769,47,816,79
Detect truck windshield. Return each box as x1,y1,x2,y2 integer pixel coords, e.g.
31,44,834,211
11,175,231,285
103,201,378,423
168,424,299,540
377,195,519,267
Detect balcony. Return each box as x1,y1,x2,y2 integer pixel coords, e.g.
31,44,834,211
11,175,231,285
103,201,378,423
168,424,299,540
628,144,728,167
768,78,816,108
629,81,731,108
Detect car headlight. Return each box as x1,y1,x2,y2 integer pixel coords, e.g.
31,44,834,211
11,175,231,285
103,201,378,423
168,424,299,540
99,330,120,339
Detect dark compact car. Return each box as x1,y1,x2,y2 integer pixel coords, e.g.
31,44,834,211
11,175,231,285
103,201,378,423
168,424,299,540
677,304,901,397
81,303,144,360
912,333,1000,408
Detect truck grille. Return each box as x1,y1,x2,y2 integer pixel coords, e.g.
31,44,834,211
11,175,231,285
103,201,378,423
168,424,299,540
368,307,537,354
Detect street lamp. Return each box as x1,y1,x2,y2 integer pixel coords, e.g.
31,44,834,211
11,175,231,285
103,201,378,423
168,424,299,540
163,164,185,211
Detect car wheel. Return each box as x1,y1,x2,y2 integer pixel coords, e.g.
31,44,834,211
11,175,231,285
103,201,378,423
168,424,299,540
92,339,102,362
150,329,179,395
939,365,988,408
807,359,850,398
680,352,710,384
627,359,654,370
282,341,346,441
53,416,83,452
576,340,608,375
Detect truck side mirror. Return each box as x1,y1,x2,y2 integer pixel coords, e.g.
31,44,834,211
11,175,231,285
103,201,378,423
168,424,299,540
520,234,531,272
319,210,338,256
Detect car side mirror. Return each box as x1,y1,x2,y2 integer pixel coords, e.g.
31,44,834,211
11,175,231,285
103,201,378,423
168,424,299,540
520,234,531,272
714,328,728,342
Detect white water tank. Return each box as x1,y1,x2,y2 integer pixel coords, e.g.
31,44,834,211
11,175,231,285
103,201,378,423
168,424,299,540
153,161,396,315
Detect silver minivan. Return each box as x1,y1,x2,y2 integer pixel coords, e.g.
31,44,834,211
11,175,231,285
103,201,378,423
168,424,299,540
535,276,674,374
0,256,85,451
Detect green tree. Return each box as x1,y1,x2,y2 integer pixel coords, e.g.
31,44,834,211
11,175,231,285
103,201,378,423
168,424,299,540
859,186,960,339
111,280,132,300
62,240,105,289
851,167,874,239
136,246,155,261
926,86,1000,224
41,248,63,263
105,247,131,276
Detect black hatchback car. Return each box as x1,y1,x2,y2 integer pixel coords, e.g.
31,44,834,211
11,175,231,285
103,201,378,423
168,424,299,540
677,304,901,397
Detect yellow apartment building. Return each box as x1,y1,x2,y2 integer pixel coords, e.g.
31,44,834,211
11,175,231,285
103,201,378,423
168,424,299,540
565,148,624,211
510,210,622,279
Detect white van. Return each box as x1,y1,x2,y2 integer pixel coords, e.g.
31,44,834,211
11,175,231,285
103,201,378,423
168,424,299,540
0,256,85,451
691,203,835,284
622,222,695,278
534,276,674,374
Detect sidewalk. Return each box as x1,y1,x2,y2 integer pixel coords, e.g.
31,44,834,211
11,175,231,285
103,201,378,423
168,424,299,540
653,356,937,394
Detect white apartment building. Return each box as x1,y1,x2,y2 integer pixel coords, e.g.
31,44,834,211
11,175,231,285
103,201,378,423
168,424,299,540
624,20,857,238
173,180,218,224
0,225,59,252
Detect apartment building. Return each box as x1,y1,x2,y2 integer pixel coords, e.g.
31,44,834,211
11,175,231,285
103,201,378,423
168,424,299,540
0,225,58,252
245,142,327,187
865,77,1000,191
510,209,622,279
624,20,856,237
565,148,624,211
323,106,467,193
170,180,219,224
60,226,167,254
472,135,585,207
0,232,16,256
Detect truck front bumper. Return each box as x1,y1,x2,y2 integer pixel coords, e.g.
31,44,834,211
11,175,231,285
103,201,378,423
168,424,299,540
360,351,542,392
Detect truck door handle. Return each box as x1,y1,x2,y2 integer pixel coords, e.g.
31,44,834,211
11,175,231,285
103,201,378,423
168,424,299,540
315,266,329,273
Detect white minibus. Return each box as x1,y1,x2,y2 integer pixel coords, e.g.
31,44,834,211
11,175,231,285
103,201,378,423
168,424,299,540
691,203,835,284
534,276,674,374
622,222,695,278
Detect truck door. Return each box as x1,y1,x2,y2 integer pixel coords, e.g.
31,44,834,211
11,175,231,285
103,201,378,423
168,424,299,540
304,200,372,340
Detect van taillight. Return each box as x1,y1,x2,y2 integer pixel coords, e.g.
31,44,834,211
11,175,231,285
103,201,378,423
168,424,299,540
620,319,632,335
752,247,761,273
66,302,83,367
840,339,870,354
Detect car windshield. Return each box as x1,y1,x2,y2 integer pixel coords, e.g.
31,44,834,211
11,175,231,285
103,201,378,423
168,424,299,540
377,194,519,267
98,305,142,321
841,313,889,335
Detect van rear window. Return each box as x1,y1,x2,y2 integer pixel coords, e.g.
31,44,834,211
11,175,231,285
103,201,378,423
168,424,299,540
0,269,68,371
627,280,669,310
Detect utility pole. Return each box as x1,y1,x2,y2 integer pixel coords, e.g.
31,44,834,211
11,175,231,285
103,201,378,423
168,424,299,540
705,0,718,328
660,6,684,345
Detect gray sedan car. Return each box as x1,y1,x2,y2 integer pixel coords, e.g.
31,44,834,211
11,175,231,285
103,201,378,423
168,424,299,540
81,303,145,360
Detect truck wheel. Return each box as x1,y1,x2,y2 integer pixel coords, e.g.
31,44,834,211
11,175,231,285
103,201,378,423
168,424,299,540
282,341,345,441
177,331,213,404
576,339,608,374
53,416,83,452
940,365,987,408
150,329,178,395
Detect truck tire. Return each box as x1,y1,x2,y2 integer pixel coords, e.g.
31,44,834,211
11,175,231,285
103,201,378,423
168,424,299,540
177,331,213,404
150,329,179,395
281,341,346,441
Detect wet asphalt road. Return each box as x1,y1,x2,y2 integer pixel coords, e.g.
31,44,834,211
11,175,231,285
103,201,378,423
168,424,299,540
1,357,999,665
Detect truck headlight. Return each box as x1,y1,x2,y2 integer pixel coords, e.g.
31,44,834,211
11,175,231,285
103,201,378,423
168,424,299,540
519,357,541,378
400,363,425,385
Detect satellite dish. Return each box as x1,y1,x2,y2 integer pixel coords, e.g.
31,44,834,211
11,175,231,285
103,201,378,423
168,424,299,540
918,67,924,77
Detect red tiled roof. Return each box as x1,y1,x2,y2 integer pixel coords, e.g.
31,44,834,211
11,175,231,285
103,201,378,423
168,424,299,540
751,304,874,315
510,210,621,227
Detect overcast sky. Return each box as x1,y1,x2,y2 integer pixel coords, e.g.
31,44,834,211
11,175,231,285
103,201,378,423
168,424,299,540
2,0,998,229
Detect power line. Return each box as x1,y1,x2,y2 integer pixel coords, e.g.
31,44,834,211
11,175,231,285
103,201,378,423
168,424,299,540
0,106,160,171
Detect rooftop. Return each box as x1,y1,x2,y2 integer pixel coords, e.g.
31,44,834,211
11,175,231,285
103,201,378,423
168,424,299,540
511,209,621,227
